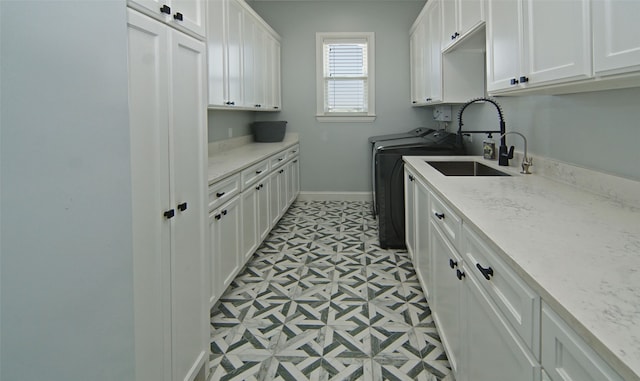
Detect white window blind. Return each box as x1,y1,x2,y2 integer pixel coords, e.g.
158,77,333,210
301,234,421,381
323,41,368,113
316,32,375,122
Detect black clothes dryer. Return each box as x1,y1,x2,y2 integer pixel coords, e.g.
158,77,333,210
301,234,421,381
375,130,464,249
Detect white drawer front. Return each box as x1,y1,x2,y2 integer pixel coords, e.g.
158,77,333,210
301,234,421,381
288,144,300,157
270,150,288,170
541,303,624,381
462,224,540,357
430,191,462,249
208,174,241,212
241,160,269,190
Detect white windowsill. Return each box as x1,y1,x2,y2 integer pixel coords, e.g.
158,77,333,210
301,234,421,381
316,115,376,123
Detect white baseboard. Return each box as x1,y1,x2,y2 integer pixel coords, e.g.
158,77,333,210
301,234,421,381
297,191,372,202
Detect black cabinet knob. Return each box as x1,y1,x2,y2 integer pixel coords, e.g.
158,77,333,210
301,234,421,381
408,174,414,181
160,4,171,14
412,101,417,104
222,209,227,216
451,32,460,40
519,76,529,83
177,202,187,212
476,263,494,280
274,106,279,109
260,184,264,189
456,269,465,280
279,169,284,174
173,12,183,21
255,104,262,108
225,101,235,105
449,258,457,269
214,214,221,220
216,191,225,198
434,212,445,220
256,170,263,174
293,160,298,163
256,185,261,190
164,209,175,219
426,97,432,102
510,78,519,85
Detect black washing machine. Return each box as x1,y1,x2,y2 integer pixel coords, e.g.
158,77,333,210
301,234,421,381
369,128,433,216
375,130,464,249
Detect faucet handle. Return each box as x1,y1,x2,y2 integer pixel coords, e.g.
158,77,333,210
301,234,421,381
502,146,515,159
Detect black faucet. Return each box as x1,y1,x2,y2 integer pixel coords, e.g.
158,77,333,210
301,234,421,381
457,97,514,166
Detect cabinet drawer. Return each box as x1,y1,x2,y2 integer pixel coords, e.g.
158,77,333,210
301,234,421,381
288,144,300,157
241,160,269,190
429,191,462,249
208,174,240,212
270,150,288,170
462,224,540,357
541,303,624,381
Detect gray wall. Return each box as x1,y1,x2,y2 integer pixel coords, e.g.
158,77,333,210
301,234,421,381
208,109,255,142
248,0,640,191
250,0,434,193
1,1,136,379
453,88,640,181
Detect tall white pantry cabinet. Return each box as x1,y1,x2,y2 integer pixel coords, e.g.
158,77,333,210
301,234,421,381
127,7,208,381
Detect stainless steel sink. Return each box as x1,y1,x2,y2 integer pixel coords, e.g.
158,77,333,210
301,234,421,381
426,160,511,177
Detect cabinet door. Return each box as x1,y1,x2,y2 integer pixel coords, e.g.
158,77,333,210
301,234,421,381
457,0,484,39
486,0,523,92
241,186,259,262
127,10,172,381
169,28,207,381
287,158,299,206
522,0,591,86
207,0,226,106
243,14,258,108
427,0,443,102
404,168,416,260
414,177,431,299
171,0,205,37
410,18,428,105
441,0,457,50
226,0,244,106
430,220,462,374
210,196,241,306
264,34,282,110
278,166,289,217
593,0,640,76
257,180,271,241
269,171,281,227
463,267,540,381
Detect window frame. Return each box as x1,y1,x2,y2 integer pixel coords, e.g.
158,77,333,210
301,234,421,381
315,32,376,122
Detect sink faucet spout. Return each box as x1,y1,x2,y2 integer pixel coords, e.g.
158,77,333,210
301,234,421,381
499,131,533,174
457,97,511,166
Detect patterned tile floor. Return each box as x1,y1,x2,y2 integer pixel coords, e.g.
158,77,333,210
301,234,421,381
209,201,453,381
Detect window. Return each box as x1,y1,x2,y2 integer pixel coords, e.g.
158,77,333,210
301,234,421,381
316,32,375,122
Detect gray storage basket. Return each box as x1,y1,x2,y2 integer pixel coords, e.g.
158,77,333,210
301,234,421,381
251,121,287,142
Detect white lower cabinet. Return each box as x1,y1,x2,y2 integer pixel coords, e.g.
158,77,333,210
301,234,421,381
541,303,624,381
209,195,241,306
209,145,299,307
463,263,540,381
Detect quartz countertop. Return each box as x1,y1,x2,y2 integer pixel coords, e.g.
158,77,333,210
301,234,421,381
404,155,640,381
208,134,299,185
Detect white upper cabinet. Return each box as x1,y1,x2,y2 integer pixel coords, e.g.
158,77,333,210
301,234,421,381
207,0,282,110
593,0,640,76
410,0,485,106
487,0,591,93
128,0,205,37
441,0,484,52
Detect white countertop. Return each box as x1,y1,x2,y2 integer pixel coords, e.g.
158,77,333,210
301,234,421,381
207,134,299,185
404,155,640,381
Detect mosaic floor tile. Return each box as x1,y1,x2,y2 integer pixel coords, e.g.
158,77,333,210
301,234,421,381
209,201,451,381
